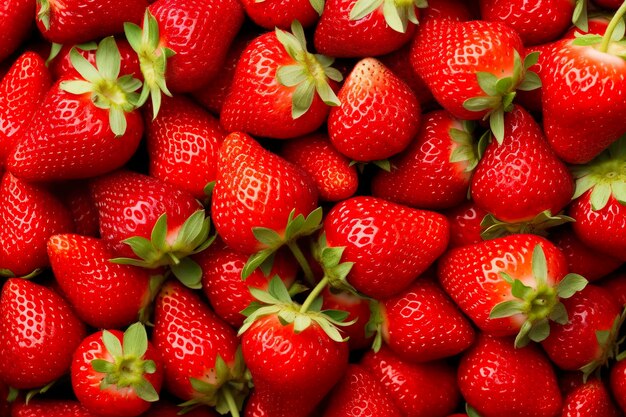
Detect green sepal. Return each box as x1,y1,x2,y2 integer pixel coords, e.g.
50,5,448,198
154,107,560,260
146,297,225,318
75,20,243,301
0,268,43,280
365,298,384,352
573,0,588,31
480,210,575,241
580,306,626,382
312,233,356,294
46,43,63,66
309,0,325,14
6,387,19,403
24,381,55,405
350,0,427,33
372,159,392,172
349,0,384,22
556,274,588,299
449,121,482,172
466,404,483,417
489,106,505,145
572,34,603,46
36,0,51,30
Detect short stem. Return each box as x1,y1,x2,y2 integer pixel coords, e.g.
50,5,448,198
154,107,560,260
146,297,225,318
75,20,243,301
223,386,240,417
600,0,626,52
167,252,180,265
287,241,315,286
299,276,329,314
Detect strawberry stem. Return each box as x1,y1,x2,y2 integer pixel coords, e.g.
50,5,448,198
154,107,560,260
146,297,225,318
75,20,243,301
299,276,329,314
222,386,240,417
600,1,626,52
287,241,315,285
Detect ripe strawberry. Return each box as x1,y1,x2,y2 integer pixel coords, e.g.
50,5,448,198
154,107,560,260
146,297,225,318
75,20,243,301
35,0,146,44
599,272,626,305
0,51,51,168
610,359,626,414
153,280,250,415
321,287,374,350
0,0,33,63
146,95,225,200
562,379,621,417
7,38,143,182
240,0,319,29
47,234,153,329
11,400,99,417
321,364,403,417
444,201,487,248
371,110,477,210
422,0,475,22
150,402,219,417
58,181,100,237
221,21,341,139
0,278,86,389
515,43,555,114
0,172,74,278
594,0,623,10
321,196,449,299
379,44,434,106
328,57,420,162
438,234,588,347
460,334,562,417
361,346,460,417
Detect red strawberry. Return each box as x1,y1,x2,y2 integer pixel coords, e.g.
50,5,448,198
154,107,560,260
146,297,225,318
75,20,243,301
153,280,250,415
11,400,99,417
321,287,374,350
361,346,460,417
240,0,318,29
422,0,475,22
0,0,34,63
610,359,626,414
221,21,341,139
328,57,420,162
438,234,588,347
59,182,100,237
599,272,626,305
6,38,144,182
379,43,434,106
444,201,487,248
458,334,562,417
0,172,74,278
146,95,225,200
321,364,403,417
47,234,153,329
0,51,51,167
0,278,86,389
149,402,220,417
515,43,555,114
321,196,449,299
371,110,477,210
593,0,623,10
35,0,146,44
562,379,621,417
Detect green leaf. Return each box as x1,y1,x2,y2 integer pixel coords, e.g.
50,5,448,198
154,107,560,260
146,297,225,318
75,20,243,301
60,80,94,95
531,245,548,285
466,404,482,417
268,276,292,304
69,48,100,83
292,80,316,119
91,359,115,373
514,320,533,348
171,257,202,289
316,80,341,107
150,213,168,250
309,0,325,14
134,377,159,402
290,20,307,49
311,316,344,342
109,106,127,137
204,181,216,198
102,330,123,358
495,77,513,96
322,309,350,322
124,22,143,53
249,287,280,305
382,0,406,33
476,72,498,96
489,106,505,145
549,302,569,325
96,37,121,80
613,17,626,41
36,0,51,30
275,27,302,61
349,0,383,21
123,236,155,261
523,51,540,69
308,295,324,312
528,318,550,342
596,329,611,346
517,71,542,91
144,360,157,374
109,257,150,268
253,227,283,247
46,42,63,66
123,322,148,358
175,210,206,248
572,34,603,46
242,249,274,280
510,279,533,299
276,65,308,87
324,66,344,83
556,273,588,299
373,159,392,172
590,182,611,210
294,314,312,332
612,181,626,204
463,96,499,112
489,300,525,319
573,0,588,32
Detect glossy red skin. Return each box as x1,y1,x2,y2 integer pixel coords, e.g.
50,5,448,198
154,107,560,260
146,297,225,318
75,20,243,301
153,280,240,401
59,182,100,237
515,44,555,114
212,132,319,254
0,52,51,167
542,39,626,164
552,228,622,282
570,193,626,261
371,110,472,210
438,234,569,336
196,241,298,328
423,0,474,21
150,0,244,92
459,334,562,417
471,106,574,222
324,196,449,299
47,234,151,329
314,0,418,57
72,330,163,417
379,44,434,106
381,278,475,362
148,402,220,416
90,170,203,258
599,273,626,305
0,278,86,389
361,346,460,417
281,133,358,202
444,201,486,248
541,285,622,371
563,16,610,39
35,0,146,44
321,287,373,350
221,33,336,139
11,400,99,417
610,360,626,414
562,379,621,417
242,315,349,417
146,95,225,199
0,0,34,63
411,19,524,121
7,80,144,182
593,0,623,8
240,0,318,29
321,364,403,417
0,172,74,277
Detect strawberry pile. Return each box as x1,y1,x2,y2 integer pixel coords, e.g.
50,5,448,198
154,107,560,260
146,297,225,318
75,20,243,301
4,0,626,416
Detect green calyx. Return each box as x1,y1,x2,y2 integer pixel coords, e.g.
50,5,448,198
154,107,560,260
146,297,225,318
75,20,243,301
572,136,626,211
110,210,215,290
572,3,626,55
365,299,385,352
489,245,588,348
448,120,485,173
124,10,175,120
573,0,589,32
275,20,343,119
0,268,42,280
580,306,626,381
312,232,355,295
349,0,428,33
480,210,575,241
242,207,323,285
463,50,541,144
238,276,353,343
59,37,143,137
91,323,159,403
36,0,51,30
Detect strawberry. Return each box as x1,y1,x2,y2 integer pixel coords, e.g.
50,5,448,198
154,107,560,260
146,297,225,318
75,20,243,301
90,170,212,289
0,0,33,63
0,278,86,389
280,133,359,202
610,358,626,414
371,110,477,210
240,0,319,29
72,323,163,417
411,19,539,143
150,402,220,417
444,201,487,248
153,280,250,415
0,172,74,278
124,0,244,117
145,95,225,200
360,346,460,417
328,57,420,163
47,234,153,329
221,21,341,139
438,234,588,347
594,0,624,10
6,38,144,182
458,334,562,417
562,379,622,417
379,43,435,106
321,287,374,350
59,182,100,237
600,272,626,305
321,364,403,417
422,0,475,22
11,400,99,417
321,196,449,299
0,51,51,168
